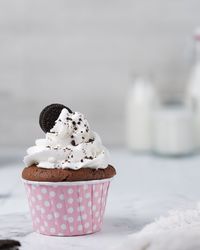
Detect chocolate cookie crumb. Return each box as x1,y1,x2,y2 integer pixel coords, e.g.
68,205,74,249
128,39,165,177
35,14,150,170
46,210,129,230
0,239,21,250
71,140,76,146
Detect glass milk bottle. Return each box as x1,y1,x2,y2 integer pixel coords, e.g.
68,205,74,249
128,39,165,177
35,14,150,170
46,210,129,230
125,76,158,152
186,28,200,149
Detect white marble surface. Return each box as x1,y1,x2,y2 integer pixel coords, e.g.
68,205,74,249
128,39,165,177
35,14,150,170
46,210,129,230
1,148,200,249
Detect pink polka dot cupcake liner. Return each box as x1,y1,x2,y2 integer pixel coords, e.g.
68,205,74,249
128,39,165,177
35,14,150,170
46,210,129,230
22,178,112,236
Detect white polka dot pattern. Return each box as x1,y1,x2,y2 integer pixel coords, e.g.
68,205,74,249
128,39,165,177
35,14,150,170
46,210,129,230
24,180,110,236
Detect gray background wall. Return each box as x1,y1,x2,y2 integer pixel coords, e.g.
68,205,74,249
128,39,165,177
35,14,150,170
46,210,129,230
0,0,199,147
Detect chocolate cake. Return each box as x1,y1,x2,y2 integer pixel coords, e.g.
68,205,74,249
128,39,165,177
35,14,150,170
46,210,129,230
22,164,116,182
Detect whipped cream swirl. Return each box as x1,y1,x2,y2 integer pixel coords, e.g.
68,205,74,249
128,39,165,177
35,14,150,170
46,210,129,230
24,109,109,170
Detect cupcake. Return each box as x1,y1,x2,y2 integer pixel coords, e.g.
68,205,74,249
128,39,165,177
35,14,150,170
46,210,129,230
22,104,116,236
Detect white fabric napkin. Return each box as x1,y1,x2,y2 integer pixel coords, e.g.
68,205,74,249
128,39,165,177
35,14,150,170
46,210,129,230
115,203,200,250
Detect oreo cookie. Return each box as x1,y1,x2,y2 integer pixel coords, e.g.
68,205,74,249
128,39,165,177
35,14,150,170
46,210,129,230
0,239,21,250
39,104,72,133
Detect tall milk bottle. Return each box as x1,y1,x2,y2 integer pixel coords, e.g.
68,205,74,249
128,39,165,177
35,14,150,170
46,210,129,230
186,28,200,150
125,77,158,152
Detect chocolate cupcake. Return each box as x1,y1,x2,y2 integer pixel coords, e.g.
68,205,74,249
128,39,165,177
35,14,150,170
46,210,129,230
22,104,116,236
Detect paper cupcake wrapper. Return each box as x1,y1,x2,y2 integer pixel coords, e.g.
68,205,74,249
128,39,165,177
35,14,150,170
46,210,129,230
22,178,111,236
